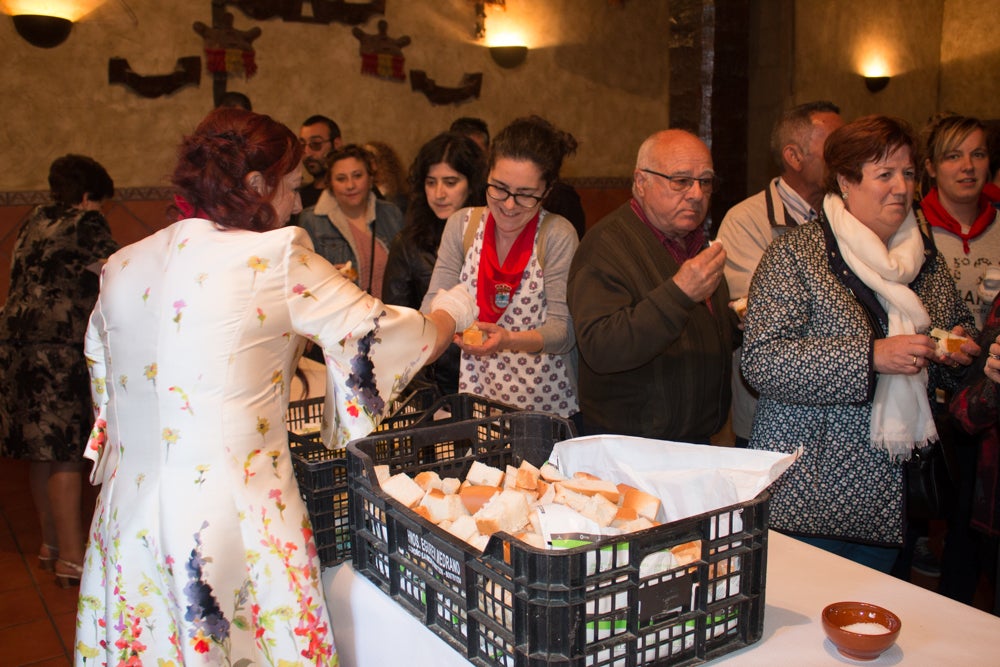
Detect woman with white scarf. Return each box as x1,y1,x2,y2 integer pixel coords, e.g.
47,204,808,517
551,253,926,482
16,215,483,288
742,116,980,572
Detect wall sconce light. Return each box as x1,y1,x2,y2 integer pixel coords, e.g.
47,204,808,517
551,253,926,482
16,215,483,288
12,14,73,48
863,75,890,93
490,45,527,69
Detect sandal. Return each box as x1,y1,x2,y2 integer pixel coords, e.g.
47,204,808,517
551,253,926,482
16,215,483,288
38,544,59,572
54,560,83,588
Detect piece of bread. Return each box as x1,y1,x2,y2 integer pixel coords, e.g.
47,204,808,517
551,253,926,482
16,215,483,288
459,485,500,514
617,484,662,521
466,460,505,488
612,506,638,525
560,478,620,504
539,462,566,482
419,488,471,524
730,296,748,320
930,327,967,355
462,325,486,346
616,516,656,533
474,489,530,535
446,514,480,544
573,471,601,481
337,260,359,282
374,464,391,485
471,534,492,552
381,473,425,508
578,493,619,527
503,465,519,490
414,470,443,492
671,540,702,566
552,483,592,513
515,460,541,491
516,531,547,550
534,480,553,505
441,476,461,495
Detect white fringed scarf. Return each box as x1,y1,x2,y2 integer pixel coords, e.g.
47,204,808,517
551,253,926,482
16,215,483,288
825,193,938,459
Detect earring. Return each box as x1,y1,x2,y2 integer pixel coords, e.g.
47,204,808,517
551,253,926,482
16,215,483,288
841,191,848,200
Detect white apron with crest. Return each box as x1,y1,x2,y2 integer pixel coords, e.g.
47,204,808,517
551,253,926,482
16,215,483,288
458,209,579,417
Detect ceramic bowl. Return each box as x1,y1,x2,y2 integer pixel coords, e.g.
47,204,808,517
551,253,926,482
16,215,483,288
821,601,901,661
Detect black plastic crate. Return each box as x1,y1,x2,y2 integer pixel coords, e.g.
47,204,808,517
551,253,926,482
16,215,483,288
285,389,515,566
347,413,769,667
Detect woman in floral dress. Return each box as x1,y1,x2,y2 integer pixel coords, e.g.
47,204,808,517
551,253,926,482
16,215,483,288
75,109,474,665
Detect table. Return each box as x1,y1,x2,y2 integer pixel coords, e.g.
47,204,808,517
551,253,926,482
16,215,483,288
323,531,1000,666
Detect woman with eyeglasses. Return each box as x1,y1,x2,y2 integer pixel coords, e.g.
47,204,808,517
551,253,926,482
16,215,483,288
297,144,403,300
420,115,581,423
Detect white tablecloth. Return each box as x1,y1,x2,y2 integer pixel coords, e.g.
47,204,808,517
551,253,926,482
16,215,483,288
323,530,1000,666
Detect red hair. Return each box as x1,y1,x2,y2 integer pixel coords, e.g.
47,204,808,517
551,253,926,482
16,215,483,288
172,108,303,231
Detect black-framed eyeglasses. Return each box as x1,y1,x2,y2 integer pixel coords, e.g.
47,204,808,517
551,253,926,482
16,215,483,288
299,137,332,152
486,183,547,208
639,168,718,195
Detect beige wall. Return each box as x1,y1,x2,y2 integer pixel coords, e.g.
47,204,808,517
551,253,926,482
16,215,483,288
939,0,1000,118
0,0,669,192
793,0,944,129
742,0,1000,200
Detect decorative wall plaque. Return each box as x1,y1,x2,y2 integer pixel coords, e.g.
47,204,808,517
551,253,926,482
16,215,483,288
410,70,483,105
108,57,202,98
352,20,409,82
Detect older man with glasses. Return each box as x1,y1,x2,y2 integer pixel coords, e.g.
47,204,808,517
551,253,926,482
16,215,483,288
297,114,343,210
568,128,737,442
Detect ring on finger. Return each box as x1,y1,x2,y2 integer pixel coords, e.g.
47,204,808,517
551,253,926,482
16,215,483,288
989,353,1000,361
911,355,918,366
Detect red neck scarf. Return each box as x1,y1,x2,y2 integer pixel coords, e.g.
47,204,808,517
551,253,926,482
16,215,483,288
921,183,1000,254
630,198,705,264
476,212,540,323
173,195,208,220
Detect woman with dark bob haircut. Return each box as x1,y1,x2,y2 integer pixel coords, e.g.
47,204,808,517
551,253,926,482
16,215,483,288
74,108,474,664
382,131,486,394
742,115,979,572
0,154,118,589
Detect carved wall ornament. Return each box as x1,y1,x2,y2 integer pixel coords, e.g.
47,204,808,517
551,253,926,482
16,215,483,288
410,70,483,105
108,57,202,98
469,0,505,39
352,20,410,82
227,0,385,26
194,11,261,79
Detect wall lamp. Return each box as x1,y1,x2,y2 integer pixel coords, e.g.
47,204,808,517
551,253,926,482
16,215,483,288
490,45,527,69
12,14,73,48
863,75,890,93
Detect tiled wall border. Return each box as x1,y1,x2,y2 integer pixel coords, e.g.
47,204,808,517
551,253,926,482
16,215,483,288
0,179,630,206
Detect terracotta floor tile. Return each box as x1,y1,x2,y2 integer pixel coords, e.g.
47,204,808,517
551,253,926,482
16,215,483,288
52,609,77,659
36,577,81,617
0,617,65,665
0,555,33,594
22,657,71,667
0,583,47,630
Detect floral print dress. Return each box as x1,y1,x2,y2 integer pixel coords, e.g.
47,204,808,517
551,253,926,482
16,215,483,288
76,218,436,665
0,204,118,461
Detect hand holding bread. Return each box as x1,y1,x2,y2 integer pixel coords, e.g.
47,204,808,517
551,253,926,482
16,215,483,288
673,242,726,303
929,326,980,367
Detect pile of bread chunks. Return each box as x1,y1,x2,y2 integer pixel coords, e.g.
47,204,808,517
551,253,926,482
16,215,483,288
375,458,664,551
